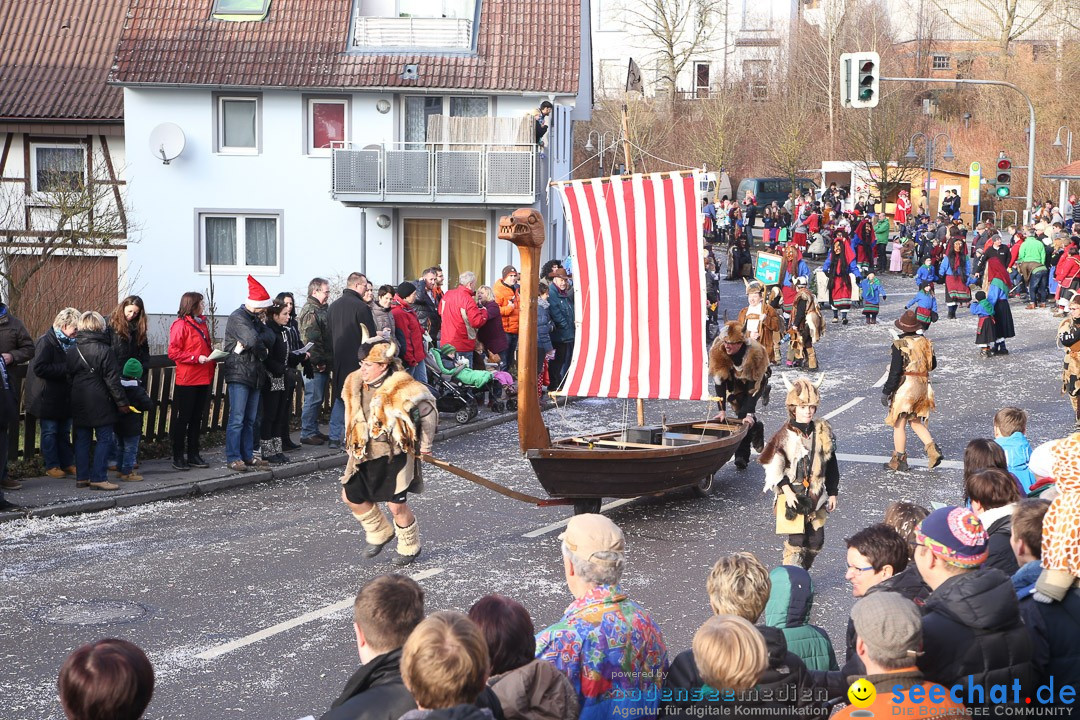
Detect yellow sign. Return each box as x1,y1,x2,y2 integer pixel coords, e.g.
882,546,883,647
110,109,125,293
968,162,982,206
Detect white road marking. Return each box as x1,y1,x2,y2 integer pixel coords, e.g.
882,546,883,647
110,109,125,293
873,370,889,388
522,498,635,538
836,452,963,470
821,397,864,420
195,567,445,660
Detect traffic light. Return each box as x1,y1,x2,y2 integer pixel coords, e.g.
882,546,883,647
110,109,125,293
840,52,880,109
995,157,1012,198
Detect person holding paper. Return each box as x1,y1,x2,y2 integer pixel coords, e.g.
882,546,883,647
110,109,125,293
167,291,215,471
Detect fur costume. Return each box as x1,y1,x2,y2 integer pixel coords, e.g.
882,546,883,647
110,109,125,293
709,333,770,407
760,419,836,534
738,301,781,365
885,335,936,426
793,288,824,343
341,369,438,495
1059,317,1080,399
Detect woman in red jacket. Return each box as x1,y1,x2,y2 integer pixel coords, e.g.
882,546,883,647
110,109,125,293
390,281,428,383
167,291,215,471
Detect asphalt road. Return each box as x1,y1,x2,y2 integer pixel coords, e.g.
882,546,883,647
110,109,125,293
1,269,1072,720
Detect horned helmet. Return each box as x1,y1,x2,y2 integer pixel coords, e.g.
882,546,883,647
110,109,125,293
783,374,824,418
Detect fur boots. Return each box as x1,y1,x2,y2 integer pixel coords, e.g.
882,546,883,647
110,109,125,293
353,505,395,558
393,521,422,567
806,347,819,371
926,442,944,469
802,548,820,570
782,542,804,567
883,452,909,472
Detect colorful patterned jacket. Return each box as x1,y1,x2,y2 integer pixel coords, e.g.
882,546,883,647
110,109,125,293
535,584,668,720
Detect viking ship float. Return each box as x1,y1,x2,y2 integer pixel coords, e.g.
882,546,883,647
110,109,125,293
426,172,747,514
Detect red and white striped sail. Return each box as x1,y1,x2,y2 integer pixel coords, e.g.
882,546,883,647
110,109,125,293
554,172,709,400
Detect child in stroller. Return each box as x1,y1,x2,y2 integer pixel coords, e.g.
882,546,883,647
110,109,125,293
425,344,517,424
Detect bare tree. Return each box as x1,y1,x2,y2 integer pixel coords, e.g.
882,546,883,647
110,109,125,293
792,0,856,158
687,93,747,175
765,91,819,197
619,0,728,101
929,0,1053,55
0,150,135,333
842,91,925,213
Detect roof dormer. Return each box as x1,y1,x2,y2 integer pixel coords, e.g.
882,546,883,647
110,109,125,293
351,0,480,53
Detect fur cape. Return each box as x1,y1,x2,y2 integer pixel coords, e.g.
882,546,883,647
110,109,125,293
759,420,835,500
885,335,936,425
1061,318,1080,395
759,420,835,534
737,303,781,356
342,369,436,468
708,336,770,399
794,288,824,342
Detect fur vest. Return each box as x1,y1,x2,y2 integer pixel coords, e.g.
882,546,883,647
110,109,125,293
760,420,835,507
738,303,780,352
708,337,769,399
886,335,936,425
342,369,437,466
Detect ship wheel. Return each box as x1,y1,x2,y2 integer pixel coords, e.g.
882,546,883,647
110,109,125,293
692,473,715,497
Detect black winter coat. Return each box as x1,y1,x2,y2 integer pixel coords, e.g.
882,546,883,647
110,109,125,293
1018,586,1080,696
984,514,1020,576
329,289,376,400
223,306,275,388
411,280,442,342
115,380,154,437
26,331,72,419
0,305,34,365
67,330,127,427
107,322,150,373
917,567,1040,705
320,648,416,720
663,625,824,719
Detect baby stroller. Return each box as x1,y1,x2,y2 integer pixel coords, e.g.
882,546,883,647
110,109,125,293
425,345,517,425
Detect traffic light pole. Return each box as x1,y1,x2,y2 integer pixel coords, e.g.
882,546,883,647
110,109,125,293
881,76,1036,223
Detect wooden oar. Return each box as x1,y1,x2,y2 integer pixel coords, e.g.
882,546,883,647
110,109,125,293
421,455,572,506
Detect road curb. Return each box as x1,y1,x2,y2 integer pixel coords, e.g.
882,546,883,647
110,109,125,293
1,409,523,524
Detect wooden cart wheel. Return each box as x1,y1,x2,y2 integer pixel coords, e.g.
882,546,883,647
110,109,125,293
572,499,602,515
692,473,715,497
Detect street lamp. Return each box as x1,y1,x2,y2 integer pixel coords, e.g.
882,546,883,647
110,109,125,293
584,130,617,175
1054,125,1073,211
907,131,955,216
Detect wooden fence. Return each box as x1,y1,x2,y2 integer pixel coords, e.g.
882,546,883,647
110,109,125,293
8,356,317,461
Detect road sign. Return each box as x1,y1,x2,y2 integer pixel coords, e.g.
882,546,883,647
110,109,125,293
968,162,981,206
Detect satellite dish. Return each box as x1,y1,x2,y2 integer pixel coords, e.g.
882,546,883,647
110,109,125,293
149,123,186,165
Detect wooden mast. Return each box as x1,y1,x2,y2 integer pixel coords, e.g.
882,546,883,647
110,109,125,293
499,210,552,453
620,104,646,428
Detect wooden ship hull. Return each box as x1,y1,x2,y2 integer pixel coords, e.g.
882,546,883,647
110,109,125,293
527,420,747,499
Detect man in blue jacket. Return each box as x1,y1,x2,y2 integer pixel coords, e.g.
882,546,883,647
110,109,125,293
547,268,575,390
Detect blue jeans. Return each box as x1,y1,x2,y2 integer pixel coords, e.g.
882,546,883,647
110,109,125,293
40,417,74,470
118,434,140,474
1030,270,1050,304
409,362,428,384
330,396,345,444
225,383,261,462
74,425,115,483
301,371,329,439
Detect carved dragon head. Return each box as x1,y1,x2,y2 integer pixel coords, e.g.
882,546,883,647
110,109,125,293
498,208,545,249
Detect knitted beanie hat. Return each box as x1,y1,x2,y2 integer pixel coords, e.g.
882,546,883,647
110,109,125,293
914,506,989,569
122,358,144,379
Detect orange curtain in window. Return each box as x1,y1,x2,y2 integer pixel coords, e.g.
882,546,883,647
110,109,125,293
448,219,486,287
403,219,441,283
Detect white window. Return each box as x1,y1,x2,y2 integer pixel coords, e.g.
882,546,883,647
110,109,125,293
199,212,281,272
306,98,350,155
741,0,772,30
216,96,260,154
694,62,711,98
403,96,490,147
744,60,769,100
30,143,86,193
212,0,271,17
932,55,950,70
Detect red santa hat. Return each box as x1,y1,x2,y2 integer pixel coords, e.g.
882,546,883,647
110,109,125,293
246,275,273,308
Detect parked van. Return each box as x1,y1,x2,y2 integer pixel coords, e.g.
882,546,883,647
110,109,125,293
735,177,818,208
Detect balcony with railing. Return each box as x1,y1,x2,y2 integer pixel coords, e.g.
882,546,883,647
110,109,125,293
352,16,474,50
331,142,537,205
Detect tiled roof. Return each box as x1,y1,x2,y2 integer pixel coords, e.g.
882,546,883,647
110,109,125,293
111,0,581,95
0,0,128,121
1043,160,1080,180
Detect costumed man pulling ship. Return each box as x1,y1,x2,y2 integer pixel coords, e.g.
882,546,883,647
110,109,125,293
709,322,771,470
339,334,438,567
759,376,838,570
